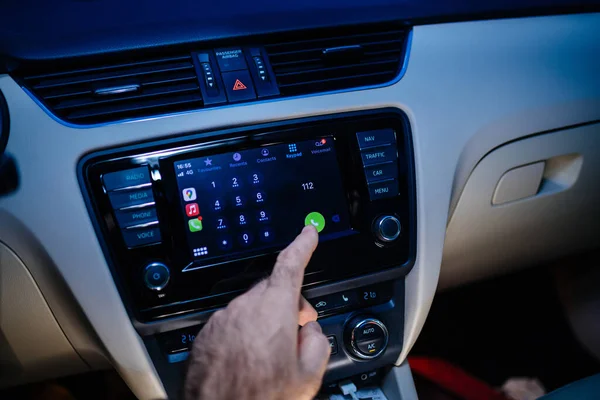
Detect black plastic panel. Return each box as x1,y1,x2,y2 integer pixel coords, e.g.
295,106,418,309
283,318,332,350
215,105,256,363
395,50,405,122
79,110,416,322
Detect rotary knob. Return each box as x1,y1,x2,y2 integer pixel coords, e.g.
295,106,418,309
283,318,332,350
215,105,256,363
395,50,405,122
373,215,401,243
143,262,170,291
345,316,389,359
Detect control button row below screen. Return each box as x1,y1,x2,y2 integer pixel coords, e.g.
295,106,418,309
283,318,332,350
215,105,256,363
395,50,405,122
307,282,393,316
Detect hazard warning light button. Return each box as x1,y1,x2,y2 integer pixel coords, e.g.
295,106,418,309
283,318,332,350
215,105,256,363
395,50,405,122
222,70,257,103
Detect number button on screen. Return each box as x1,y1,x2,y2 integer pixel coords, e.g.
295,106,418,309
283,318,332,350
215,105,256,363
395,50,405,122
259,227,274,243
249,173,263,185
257,210,270,223
233,195,245,208
216,217,228,231
218,236,233,250
213,199,224,211
254,191,266,203
239,232,254,247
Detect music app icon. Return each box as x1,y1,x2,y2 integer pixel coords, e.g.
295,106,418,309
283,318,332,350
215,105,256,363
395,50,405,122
186,203,200,217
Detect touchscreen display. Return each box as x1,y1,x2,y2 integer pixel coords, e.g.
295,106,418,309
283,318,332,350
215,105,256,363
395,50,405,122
174,137,352,264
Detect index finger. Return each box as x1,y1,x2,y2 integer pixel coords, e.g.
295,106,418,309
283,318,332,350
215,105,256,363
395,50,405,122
268,225,318,294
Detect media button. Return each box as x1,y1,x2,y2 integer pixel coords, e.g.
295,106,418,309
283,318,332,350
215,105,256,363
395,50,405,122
238,232,254,247
368,180,399,200
109,188,154,209
360,145,397,166
356,129,395,150
103,166,151,191
364,162,398,183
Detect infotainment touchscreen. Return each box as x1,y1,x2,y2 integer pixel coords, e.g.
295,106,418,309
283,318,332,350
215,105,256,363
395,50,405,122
174,137,352,263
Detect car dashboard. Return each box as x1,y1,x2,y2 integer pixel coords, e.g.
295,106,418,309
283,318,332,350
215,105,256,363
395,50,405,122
1,2,600,399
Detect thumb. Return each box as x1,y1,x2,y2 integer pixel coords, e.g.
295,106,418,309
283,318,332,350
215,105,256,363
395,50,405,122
297,321,330,391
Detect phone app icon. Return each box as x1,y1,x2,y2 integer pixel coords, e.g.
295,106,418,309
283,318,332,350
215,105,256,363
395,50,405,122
186,203,200,217
188,217,203,232
182,187,197,202
304,211,325,233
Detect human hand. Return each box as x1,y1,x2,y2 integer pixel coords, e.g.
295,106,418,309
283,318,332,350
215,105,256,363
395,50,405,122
184,225,330,400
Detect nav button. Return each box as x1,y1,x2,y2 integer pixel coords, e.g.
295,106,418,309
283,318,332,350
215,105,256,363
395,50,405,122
222,70,257,103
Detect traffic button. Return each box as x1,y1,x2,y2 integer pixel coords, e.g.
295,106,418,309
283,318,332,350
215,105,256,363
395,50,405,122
222,70,256,103
360,145,397,166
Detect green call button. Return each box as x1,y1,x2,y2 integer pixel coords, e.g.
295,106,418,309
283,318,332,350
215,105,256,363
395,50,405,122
304,212,326,233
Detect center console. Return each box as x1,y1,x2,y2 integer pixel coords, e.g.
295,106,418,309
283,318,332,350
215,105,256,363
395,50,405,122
79,109,416,398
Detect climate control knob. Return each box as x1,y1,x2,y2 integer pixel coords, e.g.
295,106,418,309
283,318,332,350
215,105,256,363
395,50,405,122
143,262,170,291
345,316,389,359
373,215,401,243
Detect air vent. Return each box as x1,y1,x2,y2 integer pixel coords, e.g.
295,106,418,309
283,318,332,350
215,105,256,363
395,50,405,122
20,55,202,124
264,25,407,97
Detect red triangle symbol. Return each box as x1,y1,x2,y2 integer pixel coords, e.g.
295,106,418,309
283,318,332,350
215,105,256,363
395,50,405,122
232,79,247,91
